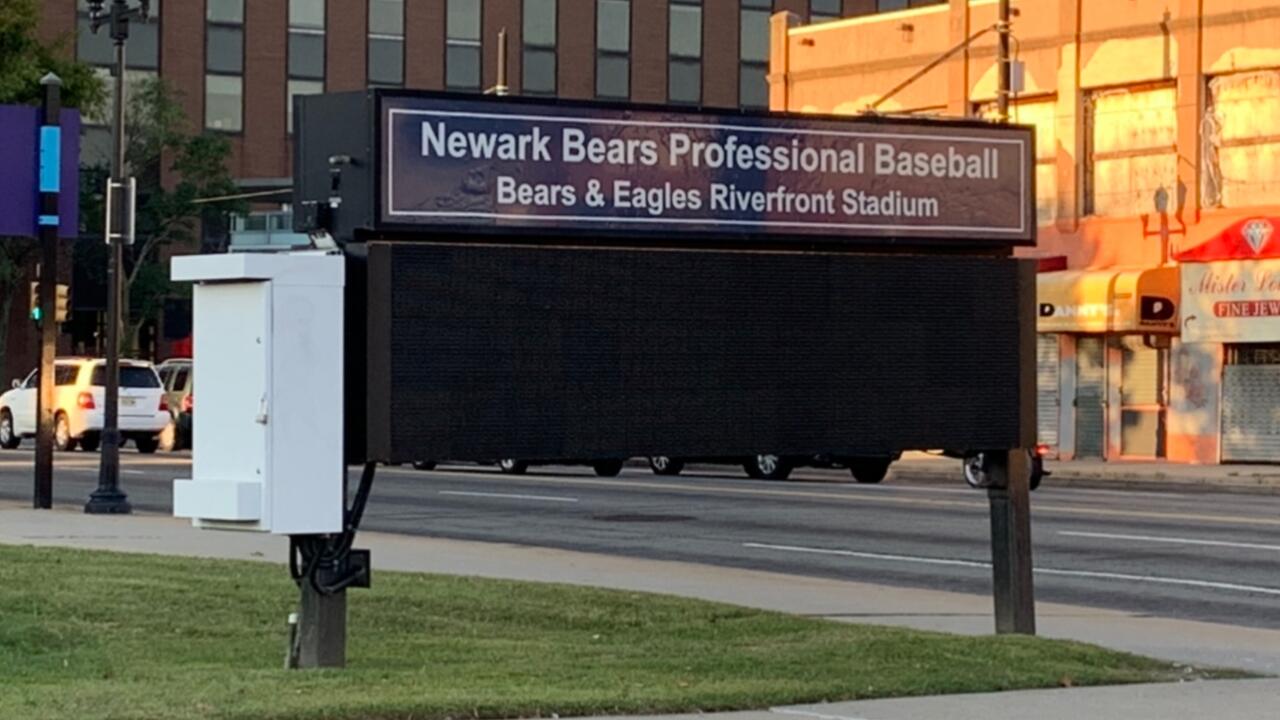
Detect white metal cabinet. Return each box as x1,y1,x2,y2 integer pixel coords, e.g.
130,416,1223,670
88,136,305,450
171,252,344,534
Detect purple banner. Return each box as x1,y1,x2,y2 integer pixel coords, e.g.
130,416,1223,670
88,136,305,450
0,104,80,239
380,95,1034,244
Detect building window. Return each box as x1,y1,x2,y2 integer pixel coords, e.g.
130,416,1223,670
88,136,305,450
977,97,1057,225
447,0,482,91
205,76,243,133
207,0,241,23
288,0,325,132
596,0,630,100
523,0,557,96
668,0,702,105
877,0,947,10
810,0,841,22
369,0,405,87
1084,86,1178,218
739,0,770,109
206,0,244,132
1204,70,1280,209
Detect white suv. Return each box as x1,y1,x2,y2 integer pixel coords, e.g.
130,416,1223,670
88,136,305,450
0,358,170,453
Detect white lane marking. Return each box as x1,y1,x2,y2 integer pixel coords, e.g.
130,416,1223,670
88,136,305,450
1032,567,1280,596
772,707,869,720
743,542,1280,597
744,542,989,569
1060,530,1280,552
438,490,579,503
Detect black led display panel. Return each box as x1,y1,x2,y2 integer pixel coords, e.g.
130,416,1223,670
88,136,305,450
362,242,1034,463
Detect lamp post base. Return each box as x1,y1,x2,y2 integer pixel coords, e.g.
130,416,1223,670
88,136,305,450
84,489,132,514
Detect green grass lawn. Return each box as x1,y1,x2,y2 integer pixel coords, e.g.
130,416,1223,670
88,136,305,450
0,545,1239,720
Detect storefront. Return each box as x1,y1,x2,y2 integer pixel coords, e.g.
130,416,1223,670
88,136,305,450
1176,217,1280,463
1037,266,1179,460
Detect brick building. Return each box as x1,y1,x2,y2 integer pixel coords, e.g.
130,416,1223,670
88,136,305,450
16,0,945,382
39,0,949,185
770,0,1280,464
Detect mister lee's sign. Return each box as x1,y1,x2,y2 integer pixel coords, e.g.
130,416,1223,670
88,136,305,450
378,94,1035,245
1182,258,1280,342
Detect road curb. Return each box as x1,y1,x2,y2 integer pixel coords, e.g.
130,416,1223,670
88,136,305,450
891,467,1280,496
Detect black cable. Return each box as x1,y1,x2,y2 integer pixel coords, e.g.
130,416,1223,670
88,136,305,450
318,461,377,563
298,462,378,595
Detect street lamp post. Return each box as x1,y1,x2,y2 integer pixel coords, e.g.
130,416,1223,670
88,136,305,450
84,0,148,515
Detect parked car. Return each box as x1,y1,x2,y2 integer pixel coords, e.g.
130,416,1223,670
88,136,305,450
157,358,193,450
961,445,1050,491
647,453,899,483
0,358,170,453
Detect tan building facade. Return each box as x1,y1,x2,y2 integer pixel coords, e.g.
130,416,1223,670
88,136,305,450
769,1,1280,463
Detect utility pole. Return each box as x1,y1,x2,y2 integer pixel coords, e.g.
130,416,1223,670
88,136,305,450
85,0,146,515
34,74,62,510
988,0,1035,635
996,0,1011,123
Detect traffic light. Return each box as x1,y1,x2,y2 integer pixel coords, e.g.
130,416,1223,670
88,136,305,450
55,284,69,323
28,282,71,323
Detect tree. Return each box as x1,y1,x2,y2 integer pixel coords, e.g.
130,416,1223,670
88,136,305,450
0,0,105,373
79,77,243,354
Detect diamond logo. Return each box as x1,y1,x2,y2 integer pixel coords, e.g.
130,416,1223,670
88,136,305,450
1243,219,1274,256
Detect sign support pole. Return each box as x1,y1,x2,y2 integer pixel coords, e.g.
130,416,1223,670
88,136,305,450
34,73,62,510
987,450,1036,634
287,463,376,669
297,577,347,668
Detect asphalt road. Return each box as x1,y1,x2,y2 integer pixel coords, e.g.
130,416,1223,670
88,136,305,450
3,450,1278,630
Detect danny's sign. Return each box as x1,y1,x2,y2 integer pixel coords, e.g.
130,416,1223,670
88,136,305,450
359,93,1035,245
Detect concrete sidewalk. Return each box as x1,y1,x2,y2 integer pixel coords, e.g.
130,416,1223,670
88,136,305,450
3,502,1278,719
578,678,1280,720
891,452,1280,493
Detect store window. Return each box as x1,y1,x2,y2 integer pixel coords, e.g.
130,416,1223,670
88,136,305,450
978,96,1058,225
523,0,557,96
1084,85,1178,218
1204,70,1280,209
739,0,770,109
596,0,630,100
206,0,244,132
369,0,405,87
669,0,702,105
447,0,482,91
